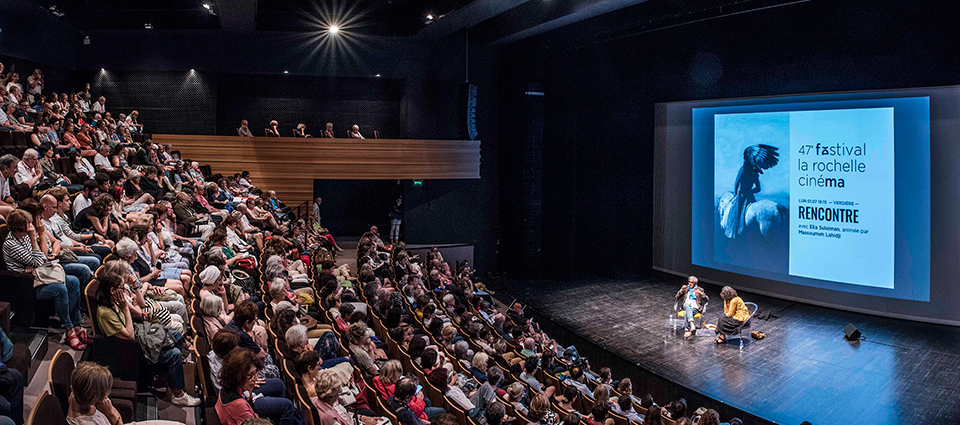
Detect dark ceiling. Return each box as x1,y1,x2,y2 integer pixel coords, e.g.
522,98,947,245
31,0,474,36
33,0,222,30
256,0,474,36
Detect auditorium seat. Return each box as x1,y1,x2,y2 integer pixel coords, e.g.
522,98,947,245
27,391,66,425
443,395,471,425
295,384,321,425
11,132,28,147
48,348,139,423
0,132,14,148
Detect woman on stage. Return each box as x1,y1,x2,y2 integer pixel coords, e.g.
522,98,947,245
715,286,750,344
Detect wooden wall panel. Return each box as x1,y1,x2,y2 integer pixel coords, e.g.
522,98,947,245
151,134,481,208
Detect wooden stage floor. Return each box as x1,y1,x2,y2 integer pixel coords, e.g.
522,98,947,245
489,273,960,425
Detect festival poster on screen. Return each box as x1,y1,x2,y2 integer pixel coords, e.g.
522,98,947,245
711,107,896,290
691,94,929,301
788,108,895,288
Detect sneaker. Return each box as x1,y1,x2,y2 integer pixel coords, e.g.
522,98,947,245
170,392,202,407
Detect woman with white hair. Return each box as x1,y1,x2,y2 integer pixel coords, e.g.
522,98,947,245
200,265,269,352
349,124,364,139
115,236,188,298
188,161,205,186
199,295,230,339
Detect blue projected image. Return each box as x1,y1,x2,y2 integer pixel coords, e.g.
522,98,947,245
692,96,930,301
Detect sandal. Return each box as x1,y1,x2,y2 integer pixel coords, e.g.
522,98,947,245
714,335,725,344
67,332,87,350
76,328,93,344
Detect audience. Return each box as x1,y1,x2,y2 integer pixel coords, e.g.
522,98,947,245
0,72,765,425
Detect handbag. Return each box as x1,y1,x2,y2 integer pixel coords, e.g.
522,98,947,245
56,248,79,264
338,380,361,406
235,256,256,269
33,262,66,288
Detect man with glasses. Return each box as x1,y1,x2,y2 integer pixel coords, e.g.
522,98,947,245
14,149,43,189
14,101,35,127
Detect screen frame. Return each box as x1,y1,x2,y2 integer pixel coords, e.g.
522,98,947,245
653,86,960,326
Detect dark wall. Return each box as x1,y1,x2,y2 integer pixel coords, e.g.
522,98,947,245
312,180,403,236
92,70,217,135
217,74,405,138
498,0,960,279
0,0,83,69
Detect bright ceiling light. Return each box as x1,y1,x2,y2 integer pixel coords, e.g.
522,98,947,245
190,68,195,72
284,70,289,74
426,14,434,20
202,3,211,10
375,73,381,77
328,25,340,34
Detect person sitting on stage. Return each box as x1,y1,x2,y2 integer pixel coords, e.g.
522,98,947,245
323,122,335,138
715,286,750,344
675,276,708,338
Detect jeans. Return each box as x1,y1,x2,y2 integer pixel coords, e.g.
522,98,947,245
683,303,699,331
253,378,285,397
74,255,101,271
319,356,353,370
252,379,302,425
0,365,24,425
390,219,401,241
77,251,103,266
424,407,446,420
63,262,92,287
159,267,181,280
90,245,112,259
36,276,81,329
156,330,185,390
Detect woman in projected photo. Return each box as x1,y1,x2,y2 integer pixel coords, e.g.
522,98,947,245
722,144,779,238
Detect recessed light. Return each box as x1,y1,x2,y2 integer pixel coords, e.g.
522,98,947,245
329,25,339,34
100,68,105,72
190,68,195,72
375,74,381,77
284,70,289,74
426,14,434,20
202,3,211,10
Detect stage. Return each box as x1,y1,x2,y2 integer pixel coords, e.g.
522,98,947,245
488,273,960,425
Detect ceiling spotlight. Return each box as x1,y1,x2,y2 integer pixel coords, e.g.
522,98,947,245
375,74,381,77
144,22,153,29
426,14,434,20
190,68,195,72
283,70,289,74
202,3,211,10
328,25,339,34
100,68,105,72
